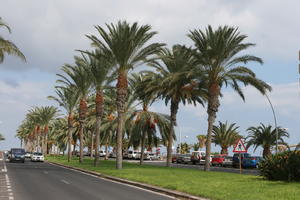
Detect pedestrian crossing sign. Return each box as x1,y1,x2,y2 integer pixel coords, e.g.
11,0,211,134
233,139,247,153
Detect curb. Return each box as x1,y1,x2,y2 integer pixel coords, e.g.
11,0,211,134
47,161,208,200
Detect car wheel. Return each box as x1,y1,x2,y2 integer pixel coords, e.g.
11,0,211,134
192,161,196,165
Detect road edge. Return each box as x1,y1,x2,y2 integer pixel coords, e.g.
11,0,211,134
46,161,208,200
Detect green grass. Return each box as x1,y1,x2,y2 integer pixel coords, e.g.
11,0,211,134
46,156,300,200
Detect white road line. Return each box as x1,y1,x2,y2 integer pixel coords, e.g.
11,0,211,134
60,179,70,185
43,171,49,174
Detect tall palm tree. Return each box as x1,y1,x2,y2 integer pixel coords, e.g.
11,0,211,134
57,56,91,163
196,134,207,151
86,21,164,169
81,49,115,166
246,123,289,158
0,17,25,63
188,25,272,171
145,45,207,167
48,86,79,161
212,121,241,154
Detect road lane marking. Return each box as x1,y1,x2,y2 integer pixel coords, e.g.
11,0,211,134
43,171,49,174
60,179,70,185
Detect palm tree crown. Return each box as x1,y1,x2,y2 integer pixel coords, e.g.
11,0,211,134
212,121,241,154
246,123,289,158
0,17,25,63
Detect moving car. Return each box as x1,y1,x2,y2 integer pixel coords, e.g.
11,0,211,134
31,152,44,162
9,148,25,163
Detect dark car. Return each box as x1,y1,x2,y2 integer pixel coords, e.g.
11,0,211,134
232,153,251,167
9,148,25,163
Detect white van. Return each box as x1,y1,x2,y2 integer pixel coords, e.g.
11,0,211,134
127,151,140,159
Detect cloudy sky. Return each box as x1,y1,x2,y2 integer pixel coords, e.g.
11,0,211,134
0,0,299,155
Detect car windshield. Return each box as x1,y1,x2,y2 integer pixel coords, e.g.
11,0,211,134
11,149,25,154
33,153,43,156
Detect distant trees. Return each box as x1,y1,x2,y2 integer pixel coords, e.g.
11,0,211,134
15,21,272,172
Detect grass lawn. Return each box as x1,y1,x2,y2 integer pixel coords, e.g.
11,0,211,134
46,156,300,200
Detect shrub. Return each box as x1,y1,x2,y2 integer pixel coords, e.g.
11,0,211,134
259,150,300,181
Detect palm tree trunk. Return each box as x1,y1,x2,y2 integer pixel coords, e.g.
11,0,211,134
90,131,94,158
79,97,88,163
263,145,271,158
116,72,128,169
67,113,73,162
94,90,104,166
221,147,228,155
105,142,109,160
205,84,220,171
79,124,84,163
166,100,178,167
140,131,146,165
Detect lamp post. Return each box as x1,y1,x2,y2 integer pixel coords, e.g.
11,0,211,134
265,94,278,154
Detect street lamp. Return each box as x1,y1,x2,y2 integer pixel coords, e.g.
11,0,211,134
265,93,278,154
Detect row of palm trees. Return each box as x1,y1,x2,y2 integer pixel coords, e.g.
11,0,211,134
195,122,289,158
16,20,272,171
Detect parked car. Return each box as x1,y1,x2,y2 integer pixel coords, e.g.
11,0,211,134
31,152,44,162
176,154,191,164
25,152,32,159
127,151,140,160
191,151,206,165
172,154,180,163
9,148,25,163
232,153,251,167
99,150,106,157
109,152,117,158
144,152,156,160
211,154,227,166
242,156,263,168
222,156,233,167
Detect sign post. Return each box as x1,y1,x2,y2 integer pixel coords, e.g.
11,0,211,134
233,139,247,174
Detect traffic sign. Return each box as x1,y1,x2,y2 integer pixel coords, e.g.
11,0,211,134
233,139,247,153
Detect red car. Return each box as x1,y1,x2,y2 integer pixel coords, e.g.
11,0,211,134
211,154,228,166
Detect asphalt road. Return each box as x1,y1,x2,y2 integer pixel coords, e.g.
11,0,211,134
0,157,174,200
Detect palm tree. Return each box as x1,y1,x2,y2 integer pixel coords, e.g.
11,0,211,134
145,45,207,166
128,73,170,165
37,106,58,154
0,17,25,63
192,143,199,151
81,49,115,166
188,25,272,171
212,121,241,154
48,86,79,161
57,56,91,163
246,123,289,158
196,134,207,151
86,21,164,169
